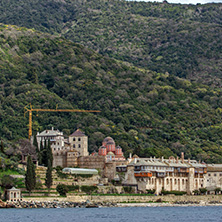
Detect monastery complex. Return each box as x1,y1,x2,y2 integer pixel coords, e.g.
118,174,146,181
36,128,222,195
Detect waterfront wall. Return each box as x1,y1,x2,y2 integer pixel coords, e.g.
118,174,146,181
24,194,222,204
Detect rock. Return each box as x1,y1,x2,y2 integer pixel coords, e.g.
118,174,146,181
0,200,7,208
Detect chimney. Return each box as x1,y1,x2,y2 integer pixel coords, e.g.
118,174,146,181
181,152,184,164
129,153,132,159
162,156,164,162
52,127,54,131
188,158,190,164
176,156,179,163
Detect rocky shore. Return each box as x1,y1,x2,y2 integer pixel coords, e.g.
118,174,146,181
0,199,116,209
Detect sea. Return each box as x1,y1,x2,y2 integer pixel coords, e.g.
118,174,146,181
0,206,222,222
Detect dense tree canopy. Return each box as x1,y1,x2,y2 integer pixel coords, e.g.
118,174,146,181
0,25,222,163
0,0,222,85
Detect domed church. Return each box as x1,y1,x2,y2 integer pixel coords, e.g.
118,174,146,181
98,137,125,161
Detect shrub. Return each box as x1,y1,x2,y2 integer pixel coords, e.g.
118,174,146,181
56,184,69,196
67,185,79,191
81,185,98,194
123,186,132,193
161,190,186,195
146,189,155,194
199,188,207,194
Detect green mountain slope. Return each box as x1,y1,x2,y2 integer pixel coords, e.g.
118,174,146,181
1,24,222,163
0,0,222,85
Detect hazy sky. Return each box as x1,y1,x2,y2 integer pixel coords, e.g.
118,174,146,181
131,0,222,4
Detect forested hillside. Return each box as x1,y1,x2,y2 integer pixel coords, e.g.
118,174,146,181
0,0,222,85
1,25,222,163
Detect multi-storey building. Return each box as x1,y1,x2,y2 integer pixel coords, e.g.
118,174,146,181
205,164,222,193
122,153,207,194
36,128,88,168
69,129,88,157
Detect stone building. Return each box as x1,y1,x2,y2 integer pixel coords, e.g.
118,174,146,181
69,129,88,157
122,153,207,194
205,164,222,193
37,128,88,168
36,127,64,149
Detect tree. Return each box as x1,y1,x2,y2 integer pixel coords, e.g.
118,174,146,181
0,140,4,153
25,155,36,196
45,159,53,195
18,139,37,163
41,140,48,166
38,141,44,165
56,184,69,196
47,140,53,167
33,134,41,165
215,187,221,195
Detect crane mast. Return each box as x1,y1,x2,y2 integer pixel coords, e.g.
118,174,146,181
24,104,100,139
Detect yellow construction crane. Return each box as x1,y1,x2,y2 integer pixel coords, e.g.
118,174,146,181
24,104,100,139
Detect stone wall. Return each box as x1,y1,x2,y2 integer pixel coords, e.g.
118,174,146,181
24,194,222,204
78,156,106,169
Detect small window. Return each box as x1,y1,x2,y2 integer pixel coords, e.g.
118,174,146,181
214,174,217,176
78,138,81,141
73,138,75,141
78,144,81,148
208,174,211,176
73,144,75,148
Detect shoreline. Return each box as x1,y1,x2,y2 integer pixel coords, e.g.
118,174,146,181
117,202,222,207
1,200,222,209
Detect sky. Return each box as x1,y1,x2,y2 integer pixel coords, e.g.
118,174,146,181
131,0,222,4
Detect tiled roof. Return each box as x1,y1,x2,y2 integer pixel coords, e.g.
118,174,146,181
70,129,86,137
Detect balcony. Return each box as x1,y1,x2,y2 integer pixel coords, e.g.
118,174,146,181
134,172,152,178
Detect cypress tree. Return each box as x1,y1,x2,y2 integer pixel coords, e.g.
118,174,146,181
33,135,41,164
42,140,48,166
0,140,4,153
25,155,36,196
38,141,44,165
40,141,44,152
45,159,53,195
47,140,53,167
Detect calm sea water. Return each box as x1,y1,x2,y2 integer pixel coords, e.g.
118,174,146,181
0,206,222,222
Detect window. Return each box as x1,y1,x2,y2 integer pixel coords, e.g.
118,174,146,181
78,138,81,141
208,174,211,176
73,144,75,148
214,174,217,176
78,144,81,148
73,138,75,141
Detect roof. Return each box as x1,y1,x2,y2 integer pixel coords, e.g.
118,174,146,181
107,151,115,156
103,137,115,143
70,129,86,137
207,164,222,172
37,128,63,137
62,168,98,175
128,157,207,169
7,187,20,191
